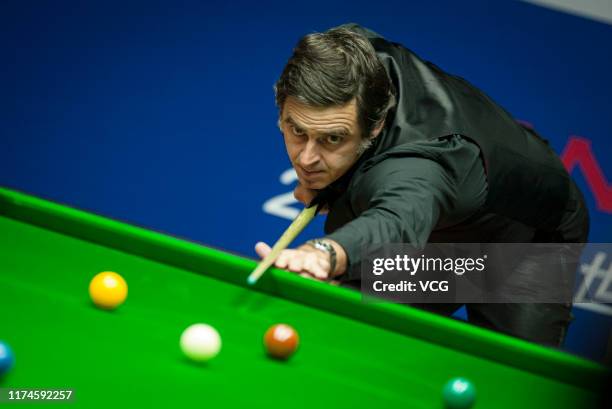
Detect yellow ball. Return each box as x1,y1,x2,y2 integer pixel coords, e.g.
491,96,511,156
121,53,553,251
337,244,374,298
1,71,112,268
89,271,128,310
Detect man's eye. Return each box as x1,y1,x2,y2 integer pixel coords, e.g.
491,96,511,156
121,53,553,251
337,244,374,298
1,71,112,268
326,134,343,145
291,126,305,136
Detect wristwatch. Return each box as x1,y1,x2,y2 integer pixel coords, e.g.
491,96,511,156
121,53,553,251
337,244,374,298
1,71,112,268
306,239,337,276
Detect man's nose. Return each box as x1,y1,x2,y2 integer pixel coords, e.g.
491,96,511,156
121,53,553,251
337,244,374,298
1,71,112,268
300,140,320,167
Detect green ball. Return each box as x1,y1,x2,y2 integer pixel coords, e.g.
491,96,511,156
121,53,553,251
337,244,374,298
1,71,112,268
443,377,476,409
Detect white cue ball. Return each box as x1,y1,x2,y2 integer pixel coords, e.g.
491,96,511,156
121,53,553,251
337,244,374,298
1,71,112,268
180,323,222,362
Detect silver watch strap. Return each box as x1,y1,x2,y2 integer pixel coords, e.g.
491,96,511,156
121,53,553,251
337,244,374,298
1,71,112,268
306,239,337,276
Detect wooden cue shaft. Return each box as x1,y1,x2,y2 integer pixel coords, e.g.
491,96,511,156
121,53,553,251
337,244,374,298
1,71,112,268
247,205,319,285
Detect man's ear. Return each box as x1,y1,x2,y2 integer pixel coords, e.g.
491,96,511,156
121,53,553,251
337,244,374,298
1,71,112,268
370,117,386,139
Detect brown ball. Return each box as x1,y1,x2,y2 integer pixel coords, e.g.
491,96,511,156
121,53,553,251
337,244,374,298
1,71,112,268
264,324,299,360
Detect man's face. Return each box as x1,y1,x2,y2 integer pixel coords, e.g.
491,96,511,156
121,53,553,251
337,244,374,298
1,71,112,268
280,97,365,190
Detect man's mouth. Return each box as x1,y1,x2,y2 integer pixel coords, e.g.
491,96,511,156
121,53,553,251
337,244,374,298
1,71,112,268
298,166,325,178
302,167,323,174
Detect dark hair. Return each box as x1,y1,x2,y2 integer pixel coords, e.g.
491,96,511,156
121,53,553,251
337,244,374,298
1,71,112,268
274,27,396,139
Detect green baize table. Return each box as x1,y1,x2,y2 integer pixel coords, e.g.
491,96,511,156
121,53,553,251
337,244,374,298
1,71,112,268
0,187,608,408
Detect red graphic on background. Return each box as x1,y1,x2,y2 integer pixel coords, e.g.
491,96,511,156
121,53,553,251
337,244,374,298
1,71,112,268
561,136,612,213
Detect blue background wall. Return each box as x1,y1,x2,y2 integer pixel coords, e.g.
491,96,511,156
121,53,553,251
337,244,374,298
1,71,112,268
2,0,611,361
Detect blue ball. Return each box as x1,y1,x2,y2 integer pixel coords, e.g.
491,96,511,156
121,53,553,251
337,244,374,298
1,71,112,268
0,341,15,376
443,377,476,409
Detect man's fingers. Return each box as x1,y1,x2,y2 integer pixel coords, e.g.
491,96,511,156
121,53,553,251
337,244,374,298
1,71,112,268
255,242,272,259
293,183,317,206
265,248,331,281
288,256,304,272
275,250,292,269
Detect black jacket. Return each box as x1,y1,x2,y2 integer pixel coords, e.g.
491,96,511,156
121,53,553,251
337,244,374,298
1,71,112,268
322,24,588,280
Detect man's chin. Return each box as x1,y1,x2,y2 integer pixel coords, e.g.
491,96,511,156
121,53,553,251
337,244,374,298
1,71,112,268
298,178,327,190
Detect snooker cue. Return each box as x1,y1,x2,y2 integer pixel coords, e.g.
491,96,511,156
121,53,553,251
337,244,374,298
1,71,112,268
247,199,325,285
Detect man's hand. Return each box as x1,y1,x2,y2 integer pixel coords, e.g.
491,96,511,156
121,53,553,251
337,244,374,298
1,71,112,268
255,241,346,281
293,183,317,206
294,183,328,214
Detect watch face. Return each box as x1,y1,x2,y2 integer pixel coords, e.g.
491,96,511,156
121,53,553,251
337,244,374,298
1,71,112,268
315,240,332,253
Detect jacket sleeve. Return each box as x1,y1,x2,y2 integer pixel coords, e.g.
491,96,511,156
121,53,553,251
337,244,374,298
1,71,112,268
325,150,484,280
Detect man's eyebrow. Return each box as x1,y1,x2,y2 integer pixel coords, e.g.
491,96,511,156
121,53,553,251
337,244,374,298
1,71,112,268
284,116,302,129
284,115,351,136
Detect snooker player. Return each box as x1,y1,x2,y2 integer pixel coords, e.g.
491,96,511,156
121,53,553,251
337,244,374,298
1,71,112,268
255,24,589,347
